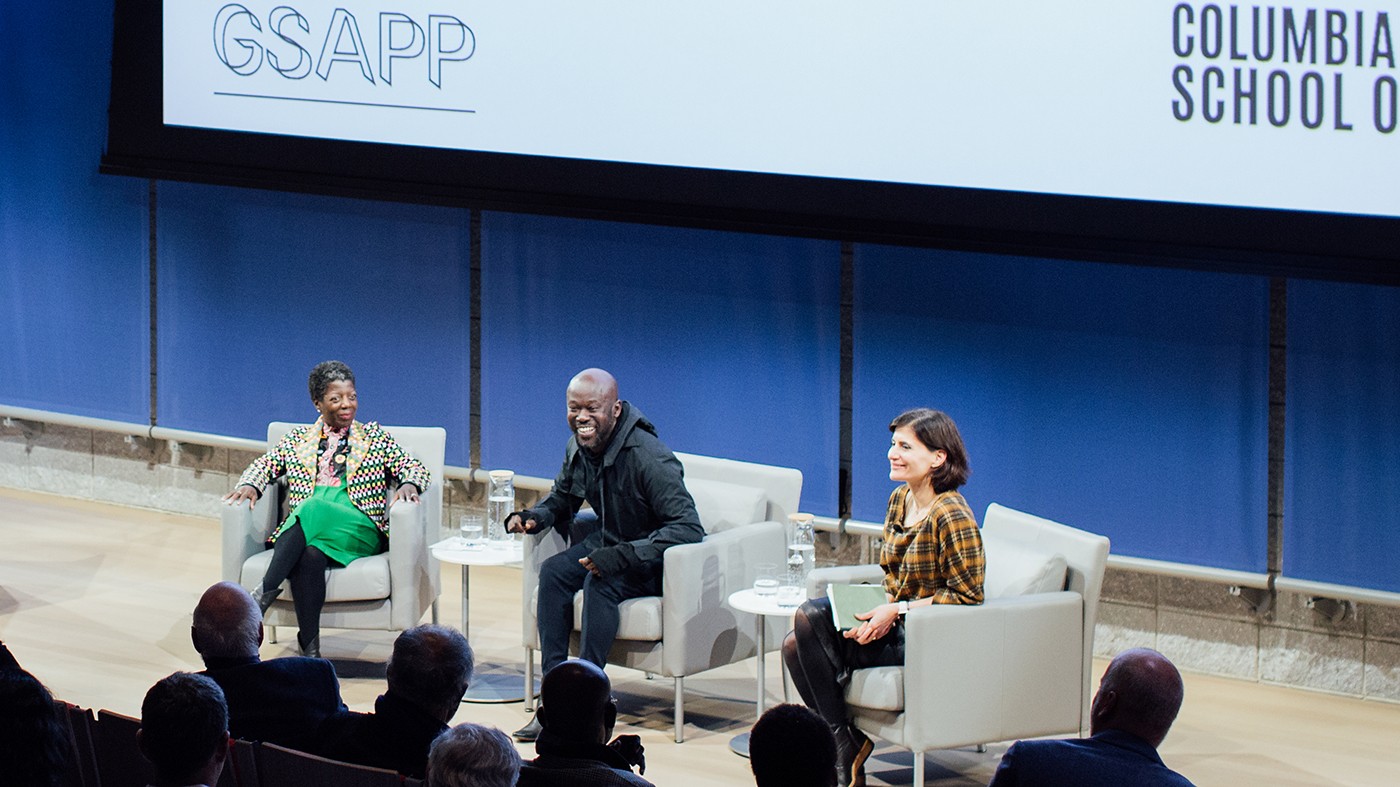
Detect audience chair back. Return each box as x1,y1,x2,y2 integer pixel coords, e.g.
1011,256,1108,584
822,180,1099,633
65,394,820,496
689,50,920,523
92,709,156,787
55,701,98,787
215,739,261,787
221,422,447,641
255,742,406,787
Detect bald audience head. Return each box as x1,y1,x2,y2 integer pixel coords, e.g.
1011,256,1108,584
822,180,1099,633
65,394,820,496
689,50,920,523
1090,648,1185,748
537,659,615,744
191,581,263,662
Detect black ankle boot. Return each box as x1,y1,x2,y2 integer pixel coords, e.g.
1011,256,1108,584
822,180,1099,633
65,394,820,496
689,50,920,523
833,724,872,787
298,634,320,659
256,587,282,615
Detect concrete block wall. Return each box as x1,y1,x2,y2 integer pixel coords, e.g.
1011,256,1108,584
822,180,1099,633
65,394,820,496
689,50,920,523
1097,568,1400,703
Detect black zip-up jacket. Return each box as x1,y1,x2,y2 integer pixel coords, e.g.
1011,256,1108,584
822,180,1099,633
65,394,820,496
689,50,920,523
524,401,703,576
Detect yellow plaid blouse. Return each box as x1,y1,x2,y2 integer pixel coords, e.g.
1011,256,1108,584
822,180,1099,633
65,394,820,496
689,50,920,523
880,486,985,605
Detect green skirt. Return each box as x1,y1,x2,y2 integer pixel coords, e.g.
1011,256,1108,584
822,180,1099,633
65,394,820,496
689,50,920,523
288,484,384,566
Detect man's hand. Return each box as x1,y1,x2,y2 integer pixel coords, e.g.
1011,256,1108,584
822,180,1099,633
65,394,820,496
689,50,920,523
607,733,646,774
579,556,602,577
222,485,260,509
845,602,900,645
391,483,420,504
505,510,538,534
583,546,628,577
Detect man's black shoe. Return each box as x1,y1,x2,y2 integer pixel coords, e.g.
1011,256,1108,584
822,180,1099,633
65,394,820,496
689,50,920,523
513,714,543,742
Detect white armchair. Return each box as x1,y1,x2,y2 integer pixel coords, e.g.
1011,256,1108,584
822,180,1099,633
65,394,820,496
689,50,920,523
221,422,446,641
806,502,1110,787
520,452,802,742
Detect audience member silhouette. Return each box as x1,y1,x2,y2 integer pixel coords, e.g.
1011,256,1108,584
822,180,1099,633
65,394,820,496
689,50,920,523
426,723,522,787
191,581,345,751
749,703,837,787
317,624,474,778
517,659,651,786
989,648,1196,786
0,639,21,671
0,663,73,787
138,672,230,787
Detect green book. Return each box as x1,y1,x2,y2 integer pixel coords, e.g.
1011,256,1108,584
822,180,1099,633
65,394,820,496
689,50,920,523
826,583,889,631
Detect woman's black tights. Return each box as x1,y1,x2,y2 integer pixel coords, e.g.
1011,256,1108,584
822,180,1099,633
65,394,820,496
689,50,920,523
781,597,905,728
259,522,340,649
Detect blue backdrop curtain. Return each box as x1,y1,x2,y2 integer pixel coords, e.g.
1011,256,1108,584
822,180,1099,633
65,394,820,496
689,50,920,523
851,244,1270,571
1286,280,1400,592
155,183,473,465
0,1,148,422
480,212,841,514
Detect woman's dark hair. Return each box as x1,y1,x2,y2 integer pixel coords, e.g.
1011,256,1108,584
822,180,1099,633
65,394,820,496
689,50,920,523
308,360,355,402
0,670,72,787
889,408,971,493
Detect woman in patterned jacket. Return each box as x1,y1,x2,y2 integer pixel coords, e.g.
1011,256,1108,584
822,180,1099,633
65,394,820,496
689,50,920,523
223,360,431,658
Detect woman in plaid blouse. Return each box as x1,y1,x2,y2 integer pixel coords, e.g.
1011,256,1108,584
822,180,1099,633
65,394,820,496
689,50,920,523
223,361,431,658
782,408,985,787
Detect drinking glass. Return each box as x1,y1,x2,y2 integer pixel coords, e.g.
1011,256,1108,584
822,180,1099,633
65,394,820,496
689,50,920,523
753,563,779,596
459,514,485,549
776,584,805,607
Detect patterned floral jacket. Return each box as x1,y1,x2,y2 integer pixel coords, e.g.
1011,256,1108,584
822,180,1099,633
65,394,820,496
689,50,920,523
237,418,431,541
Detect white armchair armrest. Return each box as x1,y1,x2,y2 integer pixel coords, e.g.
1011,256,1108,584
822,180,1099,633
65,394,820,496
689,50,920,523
897,591,1084,749
220,483,278,584
660,519,785,676
520,524,570,649
807,563,885,598
387,498,431,630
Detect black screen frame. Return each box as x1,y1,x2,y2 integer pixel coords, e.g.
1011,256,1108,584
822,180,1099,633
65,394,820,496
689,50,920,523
102,0,1399,285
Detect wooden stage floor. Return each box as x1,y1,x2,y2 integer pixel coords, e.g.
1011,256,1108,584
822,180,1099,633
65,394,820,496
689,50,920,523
2,487,1397,786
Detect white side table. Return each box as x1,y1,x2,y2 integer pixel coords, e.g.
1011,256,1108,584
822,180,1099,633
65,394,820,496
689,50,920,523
431,538,526,703
726,587,801,758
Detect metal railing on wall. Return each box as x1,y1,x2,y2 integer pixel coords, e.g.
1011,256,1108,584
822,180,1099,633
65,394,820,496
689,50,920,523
4,402,1398,612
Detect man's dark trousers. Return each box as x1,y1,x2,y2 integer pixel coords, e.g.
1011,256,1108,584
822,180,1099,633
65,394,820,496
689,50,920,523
537,538,662,674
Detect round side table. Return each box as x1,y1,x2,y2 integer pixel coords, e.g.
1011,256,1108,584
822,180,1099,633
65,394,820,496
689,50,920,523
431,538,526,703
726,586,802,757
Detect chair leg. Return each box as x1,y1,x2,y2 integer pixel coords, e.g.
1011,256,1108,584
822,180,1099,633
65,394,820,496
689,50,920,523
975,743,987,753
674,677,685,743
267,626,277,644
431,599,439,625
914,751,926,787
524,648,535,711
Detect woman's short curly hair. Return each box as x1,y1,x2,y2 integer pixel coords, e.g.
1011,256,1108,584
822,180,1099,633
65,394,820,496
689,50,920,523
889,408,971,493
308,360,355,402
